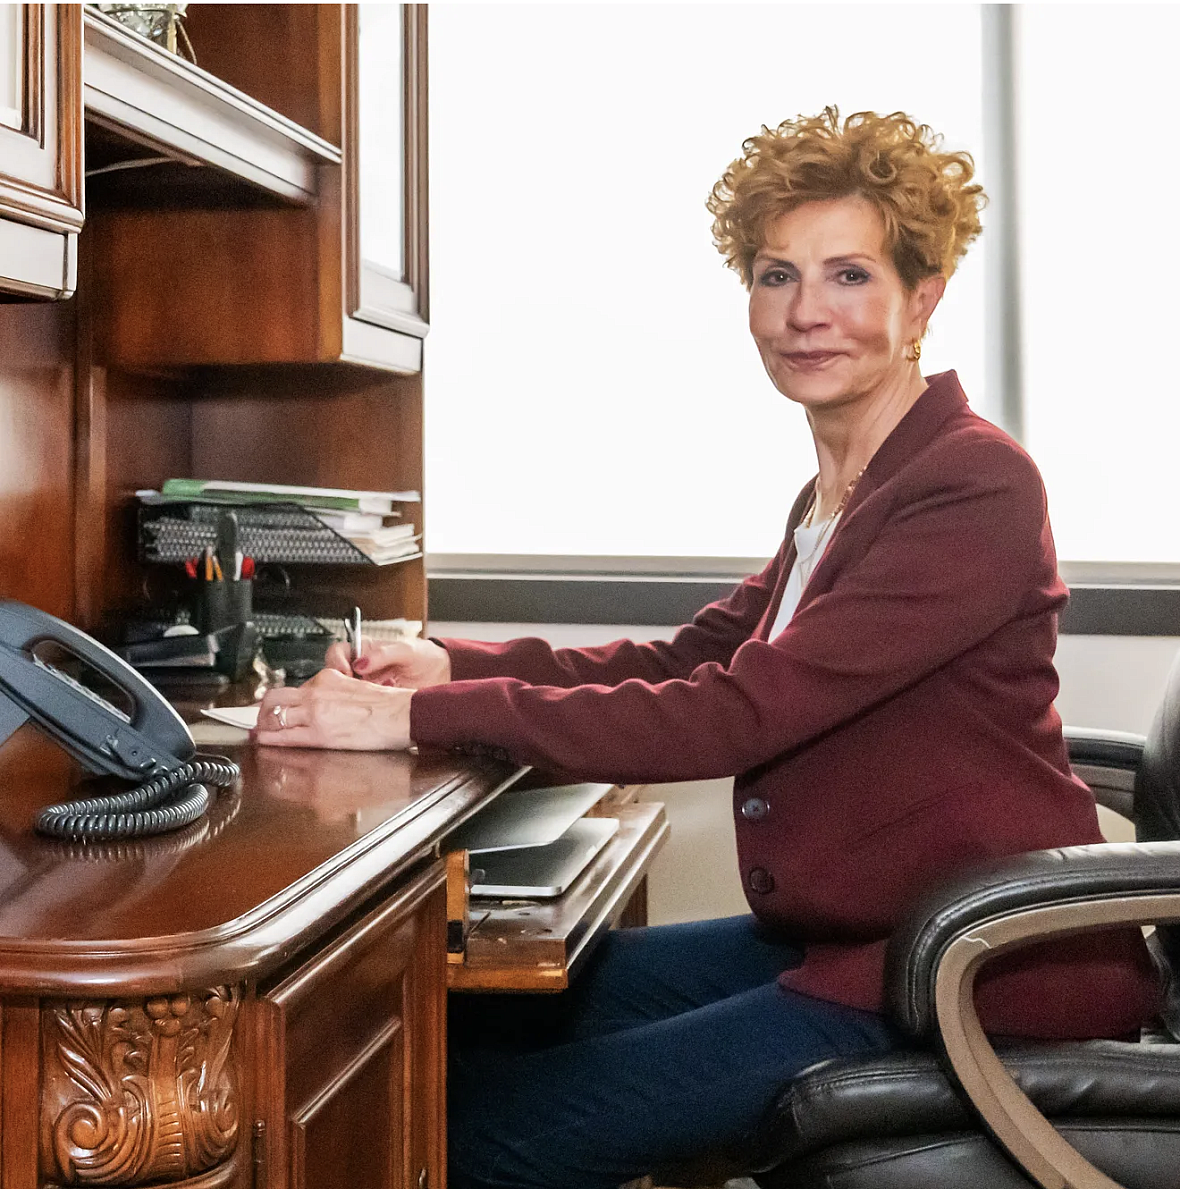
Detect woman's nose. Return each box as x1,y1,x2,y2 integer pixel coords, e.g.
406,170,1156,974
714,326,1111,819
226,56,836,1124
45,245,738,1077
787,278,829,330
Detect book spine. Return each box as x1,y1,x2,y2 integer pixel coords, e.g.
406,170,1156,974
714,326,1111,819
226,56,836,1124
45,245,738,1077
159,484,376,513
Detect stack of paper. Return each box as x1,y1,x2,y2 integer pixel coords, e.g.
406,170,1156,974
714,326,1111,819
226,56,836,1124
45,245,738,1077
334,520,421,564
156,479,422,565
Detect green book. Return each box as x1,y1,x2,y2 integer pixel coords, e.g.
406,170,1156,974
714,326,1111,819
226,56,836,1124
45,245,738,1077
160,479,419,515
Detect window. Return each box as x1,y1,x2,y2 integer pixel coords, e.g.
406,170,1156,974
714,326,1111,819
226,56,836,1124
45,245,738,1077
427,5,987,560
1017,5,1180,566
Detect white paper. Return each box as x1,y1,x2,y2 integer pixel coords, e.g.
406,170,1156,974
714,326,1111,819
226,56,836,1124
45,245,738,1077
200,705,260,730
184,481,419,503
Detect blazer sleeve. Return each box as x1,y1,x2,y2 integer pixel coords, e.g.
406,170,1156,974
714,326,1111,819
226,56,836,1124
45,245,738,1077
435,546,785,689
411,438,1055,783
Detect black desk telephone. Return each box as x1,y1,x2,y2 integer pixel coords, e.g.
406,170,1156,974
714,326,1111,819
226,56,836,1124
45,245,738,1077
0,600,239,841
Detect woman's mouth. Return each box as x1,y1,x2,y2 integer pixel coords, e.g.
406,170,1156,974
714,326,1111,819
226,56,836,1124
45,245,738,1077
783,351,842,369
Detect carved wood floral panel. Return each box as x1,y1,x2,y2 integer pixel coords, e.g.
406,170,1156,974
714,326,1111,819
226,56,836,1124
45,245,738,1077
41,987,240,1185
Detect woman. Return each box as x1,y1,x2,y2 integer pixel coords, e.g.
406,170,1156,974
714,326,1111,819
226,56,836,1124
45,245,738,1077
255,110,1160,1187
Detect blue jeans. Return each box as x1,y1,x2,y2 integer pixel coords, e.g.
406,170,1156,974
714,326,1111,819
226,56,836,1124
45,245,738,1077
447,915,897,1189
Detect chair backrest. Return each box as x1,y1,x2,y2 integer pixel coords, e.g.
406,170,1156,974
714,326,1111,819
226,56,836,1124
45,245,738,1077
1135,646,1180,1014
1135,647,1180,846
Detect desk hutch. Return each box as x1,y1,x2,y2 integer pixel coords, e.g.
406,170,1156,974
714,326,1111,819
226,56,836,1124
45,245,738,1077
0,8,668,1188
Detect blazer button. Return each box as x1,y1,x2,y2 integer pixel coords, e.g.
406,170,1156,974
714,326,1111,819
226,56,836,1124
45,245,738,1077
741,797,769,821
748,867,775,895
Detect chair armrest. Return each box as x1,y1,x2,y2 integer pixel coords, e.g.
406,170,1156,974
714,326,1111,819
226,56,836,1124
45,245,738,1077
885,840,1180,1189
886,840,1176,1037
1064,727,1145,819
1063,726,1146,771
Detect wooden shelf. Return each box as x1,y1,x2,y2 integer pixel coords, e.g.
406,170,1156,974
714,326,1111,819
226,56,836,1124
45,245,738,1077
448,801,670,992
83,7,341,204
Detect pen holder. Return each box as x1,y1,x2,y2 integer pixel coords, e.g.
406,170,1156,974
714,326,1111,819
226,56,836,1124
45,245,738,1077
192,579,253,635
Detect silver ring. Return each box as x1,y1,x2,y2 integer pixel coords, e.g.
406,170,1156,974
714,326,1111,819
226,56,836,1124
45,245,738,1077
277,705,289,730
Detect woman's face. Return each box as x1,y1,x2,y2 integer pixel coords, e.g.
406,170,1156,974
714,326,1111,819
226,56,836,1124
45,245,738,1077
748,195,944,412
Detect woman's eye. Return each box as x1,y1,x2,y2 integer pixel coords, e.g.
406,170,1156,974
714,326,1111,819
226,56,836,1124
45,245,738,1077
838,268,870,284
758,268,791,286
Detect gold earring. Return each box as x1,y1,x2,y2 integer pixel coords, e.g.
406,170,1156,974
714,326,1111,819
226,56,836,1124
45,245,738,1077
906,339,922,363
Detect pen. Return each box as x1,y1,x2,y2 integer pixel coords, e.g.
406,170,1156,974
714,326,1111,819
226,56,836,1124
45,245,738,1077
349,605,363,670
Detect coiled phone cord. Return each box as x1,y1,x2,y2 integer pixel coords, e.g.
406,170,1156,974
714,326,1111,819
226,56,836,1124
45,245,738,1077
34,754,241,841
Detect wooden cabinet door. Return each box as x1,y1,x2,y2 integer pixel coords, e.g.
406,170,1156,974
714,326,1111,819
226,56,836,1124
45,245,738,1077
256,862,447,1189
343,3,428,342
0,3,83,298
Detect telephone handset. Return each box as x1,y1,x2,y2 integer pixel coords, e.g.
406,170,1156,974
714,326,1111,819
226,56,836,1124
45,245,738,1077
0,600,239,841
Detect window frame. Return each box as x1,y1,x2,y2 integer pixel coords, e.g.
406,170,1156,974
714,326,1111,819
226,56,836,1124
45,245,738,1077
424,4,1180,632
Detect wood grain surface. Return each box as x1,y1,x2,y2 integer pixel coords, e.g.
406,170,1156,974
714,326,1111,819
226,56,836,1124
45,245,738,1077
0,706,523,993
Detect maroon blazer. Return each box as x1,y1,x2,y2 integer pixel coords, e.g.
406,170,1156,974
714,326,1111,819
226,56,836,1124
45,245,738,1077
412,371,1160,1039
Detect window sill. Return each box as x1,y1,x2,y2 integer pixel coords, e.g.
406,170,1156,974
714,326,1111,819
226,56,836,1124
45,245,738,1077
426,555,1180,636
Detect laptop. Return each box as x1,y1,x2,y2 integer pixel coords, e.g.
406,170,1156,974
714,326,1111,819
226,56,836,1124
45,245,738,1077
468,816,620,898
447,782,613,853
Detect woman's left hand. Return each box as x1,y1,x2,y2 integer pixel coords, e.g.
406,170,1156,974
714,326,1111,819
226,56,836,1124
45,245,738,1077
252,668,413,751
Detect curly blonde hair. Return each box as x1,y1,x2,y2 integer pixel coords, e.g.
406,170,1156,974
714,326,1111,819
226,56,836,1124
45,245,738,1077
707,107,986,290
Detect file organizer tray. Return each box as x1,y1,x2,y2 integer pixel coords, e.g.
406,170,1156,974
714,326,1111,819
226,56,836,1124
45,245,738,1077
138,499,376,566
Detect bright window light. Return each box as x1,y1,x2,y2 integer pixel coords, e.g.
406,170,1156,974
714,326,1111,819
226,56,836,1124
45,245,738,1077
427,4,986,559
1018,5,1180,564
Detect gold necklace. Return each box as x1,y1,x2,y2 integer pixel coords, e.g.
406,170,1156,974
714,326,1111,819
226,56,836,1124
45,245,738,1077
804,467,866,528
799,468,865,582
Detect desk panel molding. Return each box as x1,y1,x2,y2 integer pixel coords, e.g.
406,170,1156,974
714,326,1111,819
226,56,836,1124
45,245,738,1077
254,861,447,1189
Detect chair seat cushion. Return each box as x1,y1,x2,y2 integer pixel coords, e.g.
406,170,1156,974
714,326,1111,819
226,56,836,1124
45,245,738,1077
761,1123,1180,1189
744,1040,1180,1170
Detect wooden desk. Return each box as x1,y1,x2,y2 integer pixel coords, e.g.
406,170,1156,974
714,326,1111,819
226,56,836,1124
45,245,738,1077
0,715,668,1189
0,719,520,1189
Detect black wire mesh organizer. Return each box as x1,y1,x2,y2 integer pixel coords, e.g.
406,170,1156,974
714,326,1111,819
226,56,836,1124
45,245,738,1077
137,499,421,567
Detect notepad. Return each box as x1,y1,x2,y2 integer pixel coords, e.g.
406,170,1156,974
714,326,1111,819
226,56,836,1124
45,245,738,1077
200,705,260,730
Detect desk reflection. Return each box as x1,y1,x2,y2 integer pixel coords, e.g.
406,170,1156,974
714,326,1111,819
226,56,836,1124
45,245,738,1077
253,745,415,828
0,724,496,944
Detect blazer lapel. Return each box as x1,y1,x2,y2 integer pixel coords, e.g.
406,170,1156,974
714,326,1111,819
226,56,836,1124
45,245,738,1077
846,370,969,512
777,371,971,625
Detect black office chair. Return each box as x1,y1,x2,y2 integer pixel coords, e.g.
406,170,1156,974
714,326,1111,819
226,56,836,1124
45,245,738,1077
665,651,1180,1189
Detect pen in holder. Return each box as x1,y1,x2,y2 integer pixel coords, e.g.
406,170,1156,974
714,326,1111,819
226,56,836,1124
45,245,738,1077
191,570,258,681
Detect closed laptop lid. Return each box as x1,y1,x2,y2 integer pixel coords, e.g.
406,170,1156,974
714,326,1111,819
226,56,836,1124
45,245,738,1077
469,817,620,898
447,782,612,853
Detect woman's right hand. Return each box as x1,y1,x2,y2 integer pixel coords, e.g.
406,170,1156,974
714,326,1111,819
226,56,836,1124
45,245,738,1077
324,636,452,689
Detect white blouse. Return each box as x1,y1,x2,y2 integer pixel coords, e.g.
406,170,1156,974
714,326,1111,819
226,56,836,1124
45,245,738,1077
766,511,843,641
